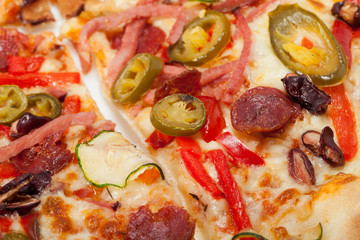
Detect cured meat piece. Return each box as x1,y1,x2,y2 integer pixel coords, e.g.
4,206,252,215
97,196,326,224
154,69,201,102
10,132,72,175
137,24,166,54
56,0,84,18
231,87,302,137
0,112,96,162
0,28,18,70
212,0,259,12
20,0,55,25
126,204,195,240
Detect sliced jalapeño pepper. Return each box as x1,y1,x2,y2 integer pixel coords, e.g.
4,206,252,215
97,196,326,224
269,4,347,86
27,93,62,119
0,85,28,126
2,233,29,240
150,93,206,136
111,53,163,104
168,10,231,66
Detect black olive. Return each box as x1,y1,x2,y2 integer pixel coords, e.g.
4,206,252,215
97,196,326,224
302,130,321,155
332,1,360,28
319,126,345,167
288,148,316,185
281,74,331,114
10,112,52,139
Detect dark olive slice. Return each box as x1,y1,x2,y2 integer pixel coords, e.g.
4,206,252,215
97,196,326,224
288,148,316,185
150,94,206,136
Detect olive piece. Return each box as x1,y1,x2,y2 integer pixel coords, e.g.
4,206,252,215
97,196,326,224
302,130,321,155
281,74,331,114
332,1,360,28
10,112,52,139
2,233,29,240
288,148,316,185
320,126,344,167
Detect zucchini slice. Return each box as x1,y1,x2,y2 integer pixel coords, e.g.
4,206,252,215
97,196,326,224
76,131,164,188
232,232,267,240
298,223,323,240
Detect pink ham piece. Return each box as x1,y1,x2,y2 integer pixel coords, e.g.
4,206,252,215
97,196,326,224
167,9,195,45
78,4,183,73
0,112,96,163
87,119,116,137
212,0,259,12
245,0,280,22
105,18,147,88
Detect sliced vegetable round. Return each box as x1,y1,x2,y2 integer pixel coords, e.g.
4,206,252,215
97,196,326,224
150,94,206,136
0,85,28,126
76,131,164,188
232,232,267,240
168,10,231,66
2,233,29,240
298,223,323,240
269,4,347,86
27,93,62,119
111,53,163,104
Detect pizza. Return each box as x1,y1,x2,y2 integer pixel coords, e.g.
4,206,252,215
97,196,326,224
1,0,360,239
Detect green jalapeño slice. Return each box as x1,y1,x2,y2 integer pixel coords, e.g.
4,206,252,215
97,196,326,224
168,10,231,66
269,4,347,86
150,93,206,136
111,53,163,104
27,93,62,119
0,85,28,126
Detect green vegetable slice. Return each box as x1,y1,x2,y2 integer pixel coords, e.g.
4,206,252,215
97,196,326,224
298,223,323,240
27,93,62,119
269,4,347,86
2,233,29,240
168,10,231,66
111,53,163,104
76,131,164,188
0,85,28,126
150,94,206,136
232,232,268,240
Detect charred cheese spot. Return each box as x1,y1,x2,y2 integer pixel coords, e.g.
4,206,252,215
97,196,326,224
52,216,74,234
43,196,71,217
275,188,300,206
259,172,281,188
315,173,357,200
85,210,103,232
66,172,78,181
262,189,300,218
100,220,125,240
307,0,326,9
135,168,161,185
271,226,291,240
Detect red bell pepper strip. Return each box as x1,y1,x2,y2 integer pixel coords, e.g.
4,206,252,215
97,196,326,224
62,95,81,115
323,84,358,160
216,132,265,166
206,149,252,231
0,216,12,232
20,213,40,240
178,148,224,199
8,56,45,74
332,19,353,68
0,163,21,179
0,72,80,88
176,136,202,158
0,124,11,139
146,130,175,150
197,96,226,143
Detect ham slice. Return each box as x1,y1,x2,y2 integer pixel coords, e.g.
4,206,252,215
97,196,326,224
167,9,192,45
79,4,182,73
245,0,280,22
0,112,96,163
105,18,147,88
212,0,259,12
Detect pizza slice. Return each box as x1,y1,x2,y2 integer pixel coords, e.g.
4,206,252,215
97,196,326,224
0,27,197,239
63,0,360,239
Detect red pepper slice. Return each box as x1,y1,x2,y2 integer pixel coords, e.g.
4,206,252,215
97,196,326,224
205,149,252,231
323,84,358,160
332,19,353,68
216,132,265,166
176,136,202,158
62,95,81,115
0,163,21,179
20,213,39,240
178,148,224,199
0,124,11,139
0,216,12,232
146,130,175,149
0,72,80,88
197,96,226,143
8,56,45,74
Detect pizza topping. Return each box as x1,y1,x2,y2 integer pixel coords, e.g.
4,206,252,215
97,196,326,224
111,53,163,104
212,0,258,13
76,131,165,188
288,148,316,185
20,0,55,25
145,130,175,149
27,93,62,119
0,111,96,163
332,19,353,68
61,95,81,115
150,94,206,136
154,69,201,102
231,86,302,137
0,85,28,126
137,24,166,55
302,127,344,167
0,29,19,70
20,213,40,240
332,1,360,28
7,56,44,74
10,113,52,139
269,4,347,86
168,10,231,66
2,233,29,240
281,74,331,114
126,204,195,240
55,0,84,18
232,232,267,240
